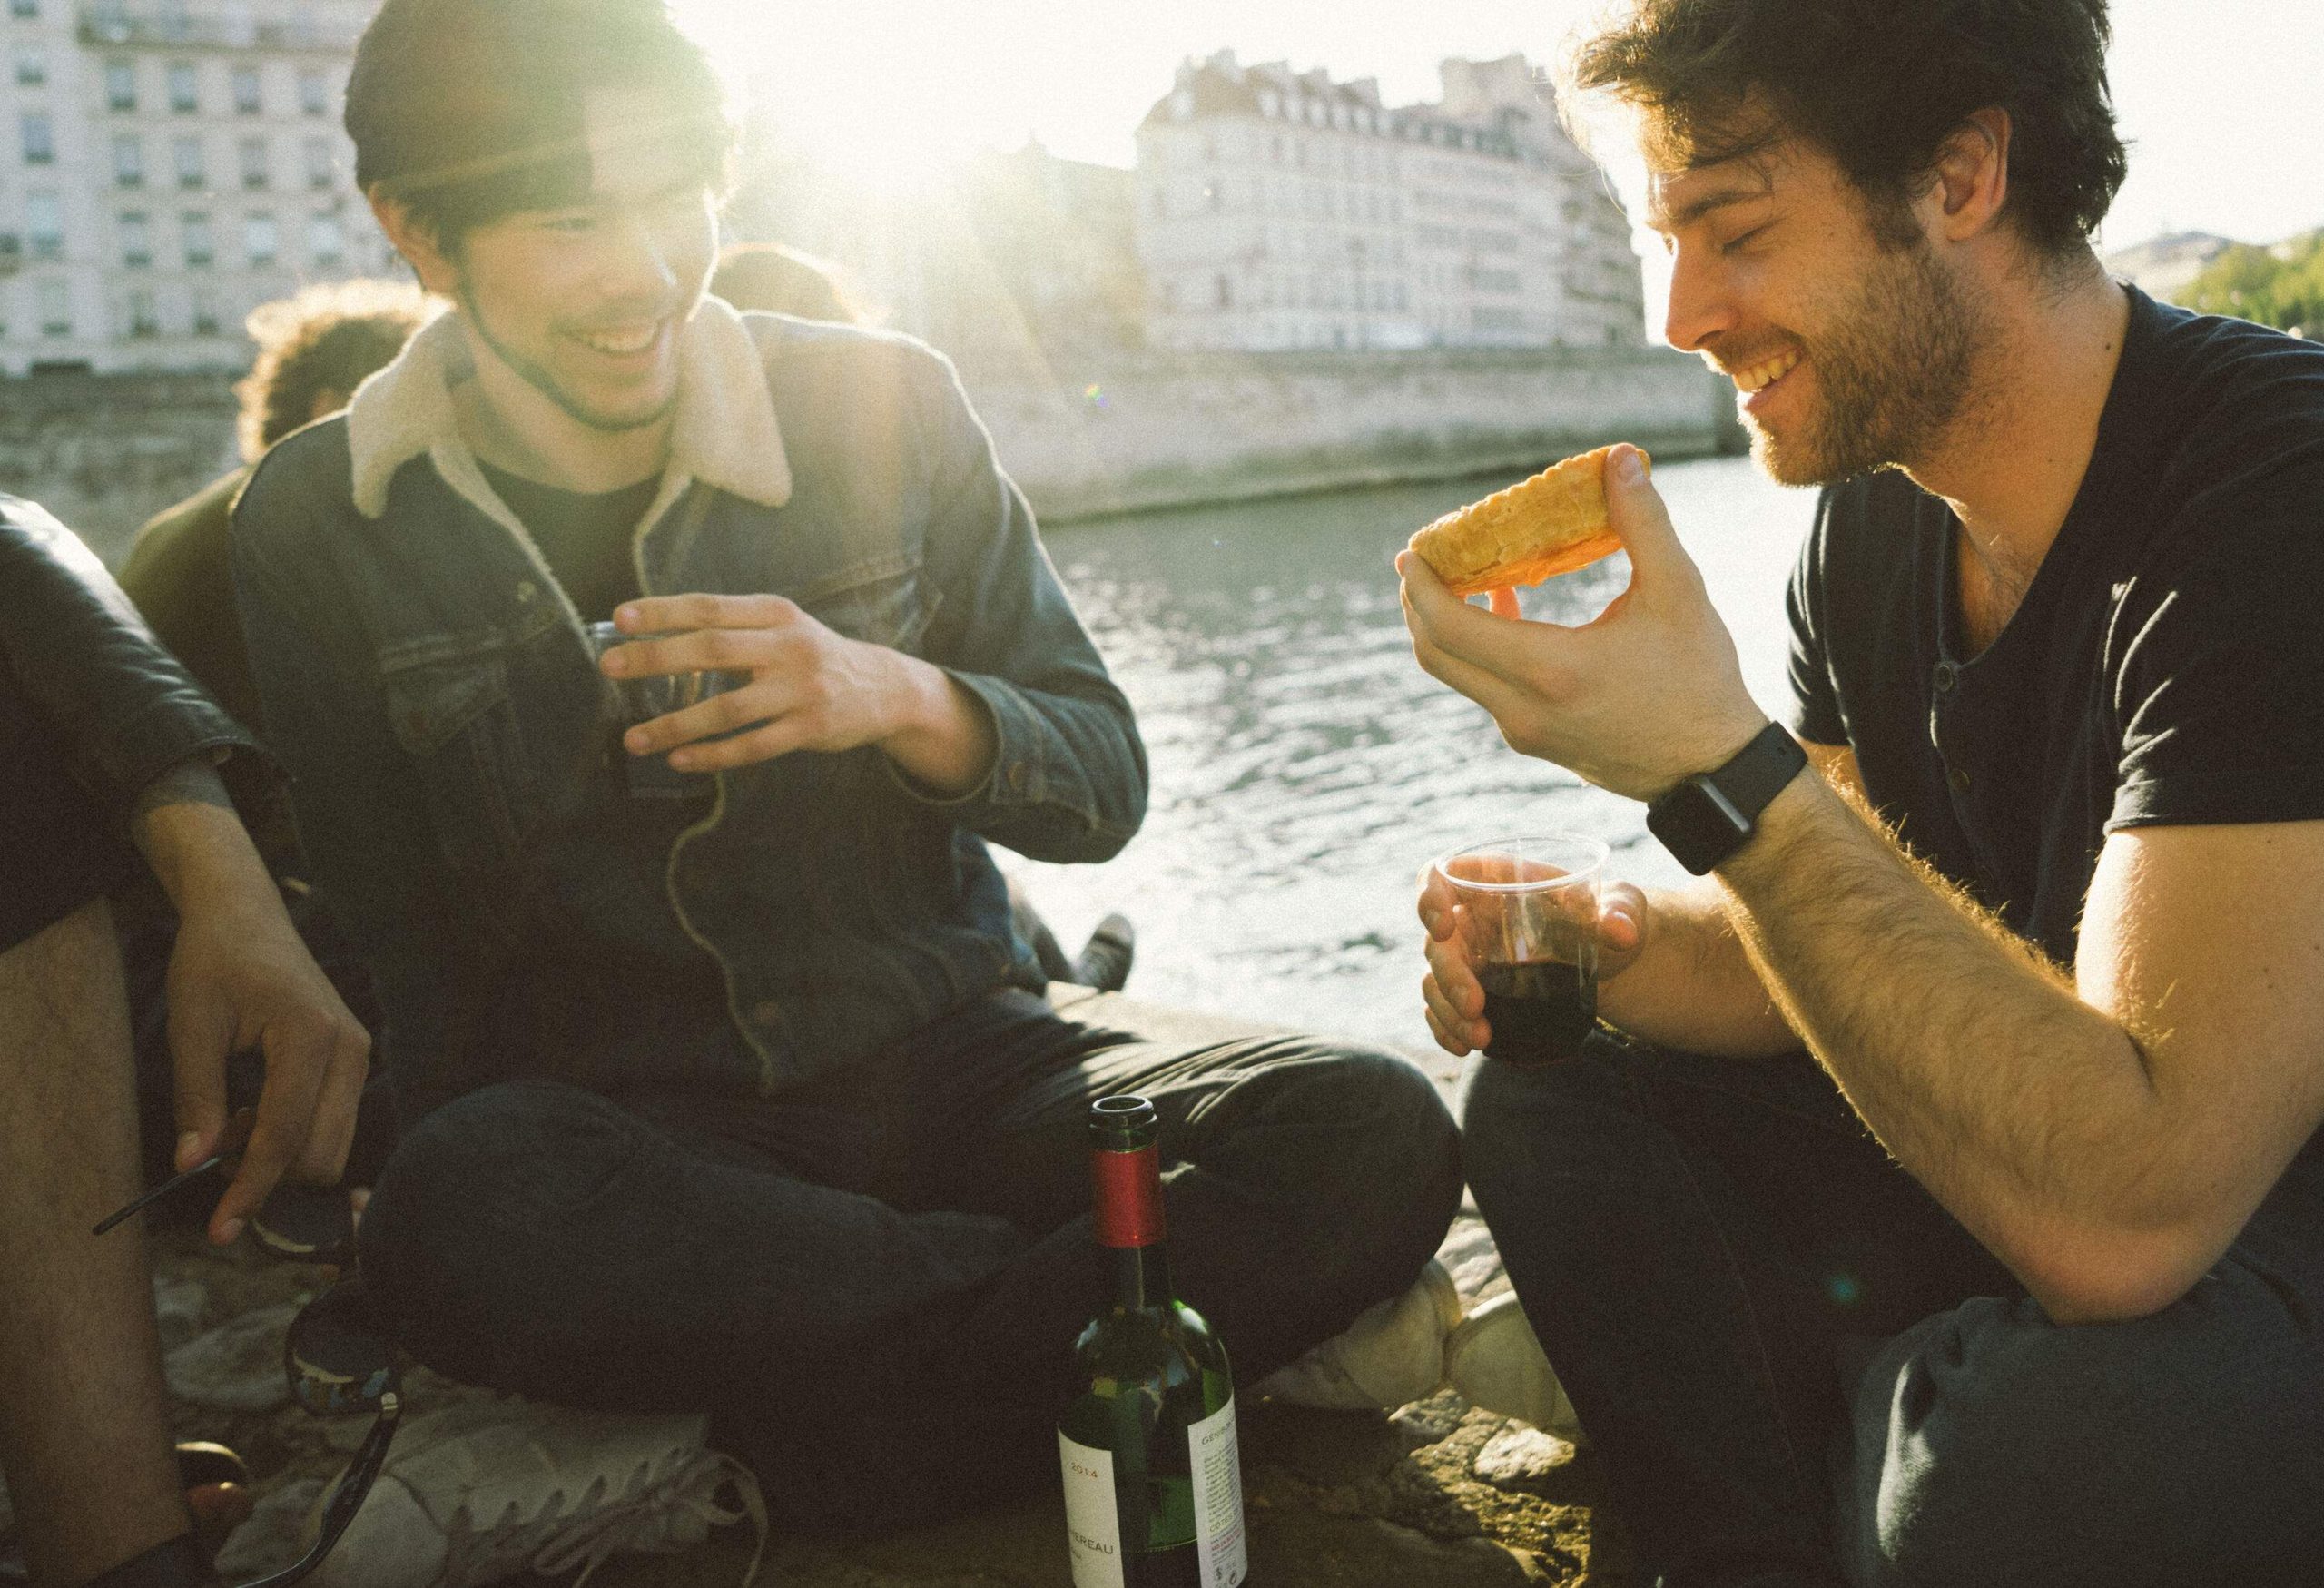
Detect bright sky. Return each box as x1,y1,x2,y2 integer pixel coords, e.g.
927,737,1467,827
678,0,2324,253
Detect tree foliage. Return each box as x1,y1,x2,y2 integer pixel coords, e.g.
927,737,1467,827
2178,232,2324,335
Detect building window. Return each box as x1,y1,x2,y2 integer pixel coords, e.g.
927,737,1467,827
191,289,219,336
302,135,332,188
9,0,38,15
113,133,143,186
105,60,136,112
25,192,64,260
22,113,55,165
306,212,342,267
14,47,44,85
38,279,69,336
239,136,269,189
119,212,151,266
298,68,328,116
242,211,276,265
168,62,199,113
181,211,212,265
232,65,261,114
174,134,204,187
127,287,159,337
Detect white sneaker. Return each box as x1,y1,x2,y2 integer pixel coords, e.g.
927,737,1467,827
306,1399,765,1588
1443,1291,1587,1445
1254,1258,1464,1411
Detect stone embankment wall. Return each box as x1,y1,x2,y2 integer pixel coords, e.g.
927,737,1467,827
1,370,243,564
965,342,1741,522
3,344,1737,564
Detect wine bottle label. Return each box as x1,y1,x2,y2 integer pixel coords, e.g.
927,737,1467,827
1187,1397,1248,1587
1058,1432,1126,1588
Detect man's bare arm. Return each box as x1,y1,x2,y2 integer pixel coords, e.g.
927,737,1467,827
1719,770,2324,1322
127,755,368,1243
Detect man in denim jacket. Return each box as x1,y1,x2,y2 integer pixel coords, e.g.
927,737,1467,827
232,0,1460,1528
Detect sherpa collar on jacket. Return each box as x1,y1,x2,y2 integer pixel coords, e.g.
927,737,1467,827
342,293,793,528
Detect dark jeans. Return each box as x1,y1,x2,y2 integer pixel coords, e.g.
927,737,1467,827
358,990,1462,1530
1461,1033,2324,1588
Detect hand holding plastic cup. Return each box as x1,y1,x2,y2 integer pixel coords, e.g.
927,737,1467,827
586,619,749,798
1434,833,1607,1060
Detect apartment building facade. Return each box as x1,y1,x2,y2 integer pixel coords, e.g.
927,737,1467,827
0,0,392,374
1135,51,1644,353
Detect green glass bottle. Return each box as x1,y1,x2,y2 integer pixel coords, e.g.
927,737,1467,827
1059,1096,1248,1588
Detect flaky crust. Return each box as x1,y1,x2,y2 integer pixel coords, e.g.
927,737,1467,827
1408,445,1647,597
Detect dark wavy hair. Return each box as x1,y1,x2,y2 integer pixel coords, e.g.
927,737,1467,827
346,0,733,250
235,280,432,460
1567,0,2129,257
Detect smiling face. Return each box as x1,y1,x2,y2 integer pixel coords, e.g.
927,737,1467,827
1646,129,1987,486
436,85,718,437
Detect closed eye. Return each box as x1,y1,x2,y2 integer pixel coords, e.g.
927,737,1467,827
1720,223,1771,256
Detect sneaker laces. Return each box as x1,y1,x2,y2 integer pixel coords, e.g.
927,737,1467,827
440,1447,766,1588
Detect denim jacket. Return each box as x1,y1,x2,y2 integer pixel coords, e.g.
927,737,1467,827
231,302,1147,1121
2,494,260,807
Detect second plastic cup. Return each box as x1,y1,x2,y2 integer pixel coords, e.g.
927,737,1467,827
1435,833,1607,1060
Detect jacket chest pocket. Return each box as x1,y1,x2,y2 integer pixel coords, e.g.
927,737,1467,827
380,637,552,875
793,552,940,655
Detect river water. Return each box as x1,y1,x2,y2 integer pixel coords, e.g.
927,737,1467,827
1014,453,1820,1054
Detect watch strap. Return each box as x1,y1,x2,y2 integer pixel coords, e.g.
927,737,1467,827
1709,721,1809,824
1647,722,1809,873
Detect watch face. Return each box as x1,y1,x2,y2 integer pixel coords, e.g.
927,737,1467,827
1647,779,1751,875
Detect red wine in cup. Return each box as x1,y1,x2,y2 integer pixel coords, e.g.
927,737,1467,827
1479,958,1596,1059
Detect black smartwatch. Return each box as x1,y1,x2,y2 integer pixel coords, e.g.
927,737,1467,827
1645,721,1809,875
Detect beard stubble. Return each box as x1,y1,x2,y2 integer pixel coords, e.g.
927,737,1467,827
1750,237,1985,487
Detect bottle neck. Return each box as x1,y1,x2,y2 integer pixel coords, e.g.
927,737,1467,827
1091,1140,1173,1310
1114,1241,1176,1313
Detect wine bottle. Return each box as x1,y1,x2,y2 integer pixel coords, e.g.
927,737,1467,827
1059,1096,1248,1588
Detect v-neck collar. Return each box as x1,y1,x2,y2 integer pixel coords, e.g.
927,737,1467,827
1932,286,2165,676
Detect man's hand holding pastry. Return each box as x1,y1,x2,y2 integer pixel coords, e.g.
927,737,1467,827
1397,444,1768,801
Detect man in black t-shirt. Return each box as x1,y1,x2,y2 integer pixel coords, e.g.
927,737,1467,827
1401,3,2324,1584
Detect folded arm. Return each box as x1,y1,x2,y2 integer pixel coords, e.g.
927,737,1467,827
1722,774,2324,1323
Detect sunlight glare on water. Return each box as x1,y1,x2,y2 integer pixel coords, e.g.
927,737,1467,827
1013,453,1817,1053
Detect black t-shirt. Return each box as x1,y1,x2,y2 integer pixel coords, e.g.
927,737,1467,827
478,461,660,622
1787,287,2324,967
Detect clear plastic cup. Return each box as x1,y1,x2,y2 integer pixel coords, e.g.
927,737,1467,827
1435,833,1608,1060
586,619,749,799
